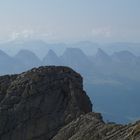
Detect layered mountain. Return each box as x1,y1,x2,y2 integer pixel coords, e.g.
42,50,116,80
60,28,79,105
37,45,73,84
112,50,136,64
1,41,140,57
0,50,22,74
0,40,49,59
43,50,61,66
61,48,90,67
0,66,140,140
0,47,140,123
14,50,41,71
60,48,95,77
95,48,112,64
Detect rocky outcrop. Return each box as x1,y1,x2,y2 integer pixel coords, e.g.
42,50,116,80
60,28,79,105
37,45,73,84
53,113,140,140
0,66,139,140
0,66,92,140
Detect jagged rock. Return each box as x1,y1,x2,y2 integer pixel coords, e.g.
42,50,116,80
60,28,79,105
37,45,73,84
0,66,140,140
52,113,140,140
0,66,92,140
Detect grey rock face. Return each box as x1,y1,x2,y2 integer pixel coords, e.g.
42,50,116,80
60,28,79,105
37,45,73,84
0,66,140,140
0,66,92,140
53,113,140,140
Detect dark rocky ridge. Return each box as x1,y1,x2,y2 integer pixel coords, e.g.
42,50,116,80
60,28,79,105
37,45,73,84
0,66,92,140
53,113,140,140
0,66,139,140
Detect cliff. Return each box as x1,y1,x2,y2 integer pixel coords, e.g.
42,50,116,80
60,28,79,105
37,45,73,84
0,66,139,140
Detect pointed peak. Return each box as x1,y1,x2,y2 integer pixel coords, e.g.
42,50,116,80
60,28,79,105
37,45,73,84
47,49,57,56
64,48,85,55
18,49,34,54
0,49,9,57
114,50,135,57
96,48,109,57
16,49,37,56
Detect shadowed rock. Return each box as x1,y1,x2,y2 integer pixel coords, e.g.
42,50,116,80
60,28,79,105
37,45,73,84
0,66,140,140
0,66,92,140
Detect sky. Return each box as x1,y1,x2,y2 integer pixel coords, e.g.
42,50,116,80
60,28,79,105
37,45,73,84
0,0,140,43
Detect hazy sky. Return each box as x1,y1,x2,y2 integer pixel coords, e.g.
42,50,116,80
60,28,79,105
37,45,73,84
0,0,140,43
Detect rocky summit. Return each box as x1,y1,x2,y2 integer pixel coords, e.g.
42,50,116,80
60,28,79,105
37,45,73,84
0,66,139,140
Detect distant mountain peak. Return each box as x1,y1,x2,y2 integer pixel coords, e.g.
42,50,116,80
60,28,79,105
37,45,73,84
64,48,86,56
15,49,40,61
112,50,136,62
14,49,41,69
43,49,60,65
95,48,111,64
96,48,109,57
114,50,135,57
47,49,58,56
17,49,37,56
0,49,9,57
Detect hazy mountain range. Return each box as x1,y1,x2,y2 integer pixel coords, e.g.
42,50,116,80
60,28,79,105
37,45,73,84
1,40,140,57
0,40,140,123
